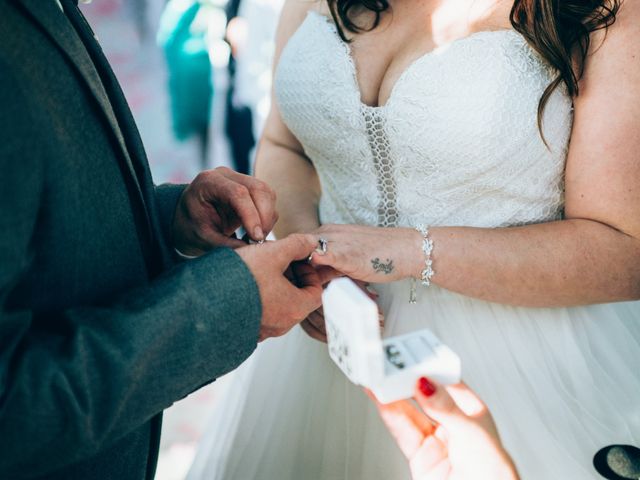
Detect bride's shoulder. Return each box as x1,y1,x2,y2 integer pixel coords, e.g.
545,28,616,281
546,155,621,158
588,0,639,57
274,0,324,48
580,1,639,87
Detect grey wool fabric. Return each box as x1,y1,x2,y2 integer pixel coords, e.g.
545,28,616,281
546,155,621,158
0,0,262,479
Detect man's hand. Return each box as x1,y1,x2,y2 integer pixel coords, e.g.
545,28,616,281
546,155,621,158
294,264,345,342
172,167,278,256
236,234,324,341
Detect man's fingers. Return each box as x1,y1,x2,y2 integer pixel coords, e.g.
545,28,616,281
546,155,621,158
219,167,278,238
274,234,318,266
213,173,265,241
179,228,246,254
246,183,278,237
273,279,322,333
295,281,324,312
287,275,323,318
202,231,247,249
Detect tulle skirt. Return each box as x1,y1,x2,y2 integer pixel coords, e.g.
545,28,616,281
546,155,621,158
188,280,640,480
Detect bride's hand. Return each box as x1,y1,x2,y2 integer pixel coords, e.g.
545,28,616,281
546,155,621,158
370,378,520,480
309,224,423,284
299,280,384,343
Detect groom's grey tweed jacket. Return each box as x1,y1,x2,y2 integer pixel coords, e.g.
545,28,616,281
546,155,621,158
0,0,262,479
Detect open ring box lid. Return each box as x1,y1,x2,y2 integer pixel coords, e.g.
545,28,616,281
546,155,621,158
323,278,461,404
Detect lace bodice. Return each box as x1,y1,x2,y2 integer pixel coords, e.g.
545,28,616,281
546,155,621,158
275,11,573,228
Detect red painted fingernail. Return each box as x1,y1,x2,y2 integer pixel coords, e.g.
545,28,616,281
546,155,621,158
418,377,436,397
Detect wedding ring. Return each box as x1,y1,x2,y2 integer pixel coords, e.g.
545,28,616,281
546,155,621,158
317,237,328,254
240,232,265,245
307,237,328,263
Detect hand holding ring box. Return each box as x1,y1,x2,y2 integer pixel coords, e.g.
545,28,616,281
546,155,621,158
322,278,461,404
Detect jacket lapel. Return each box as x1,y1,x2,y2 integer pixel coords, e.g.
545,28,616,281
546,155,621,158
15,0,148,220
14,0,162,273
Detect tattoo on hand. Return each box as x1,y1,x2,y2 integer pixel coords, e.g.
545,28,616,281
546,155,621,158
371,258,394,275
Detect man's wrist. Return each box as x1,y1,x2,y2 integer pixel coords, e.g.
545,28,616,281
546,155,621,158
155,183,188,252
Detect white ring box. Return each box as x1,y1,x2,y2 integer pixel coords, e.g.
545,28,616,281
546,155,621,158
322,278,461,404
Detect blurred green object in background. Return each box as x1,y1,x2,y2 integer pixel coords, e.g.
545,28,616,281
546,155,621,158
158,0,213,144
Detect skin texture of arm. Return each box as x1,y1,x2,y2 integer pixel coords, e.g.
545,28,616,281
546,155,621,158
315,2,640,307
254,0,323,239
261,0,640,307
419,0,640,307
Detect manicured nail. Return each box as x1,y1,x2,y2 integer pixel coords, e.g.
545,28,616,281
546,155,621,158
254,226,264,241
418,377,436,397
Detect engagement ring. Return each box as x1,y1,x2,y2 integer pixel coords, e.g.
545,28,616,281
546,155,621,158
317,237,328,254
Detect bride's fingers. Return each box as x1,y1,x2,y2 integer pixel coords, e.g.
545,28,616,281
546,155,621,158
314,266,345,285
310,243,366,280
307,309,326,330
291,261,323,289
300,318,327,342
308,249,331,264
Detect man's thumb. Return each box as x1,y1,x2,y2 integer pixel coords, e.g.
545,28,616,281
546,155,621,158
275,233,318,265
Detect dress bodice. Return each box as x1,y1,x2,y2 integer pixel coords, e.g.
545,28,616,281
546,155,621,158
274,11,574,228
192,19,640,480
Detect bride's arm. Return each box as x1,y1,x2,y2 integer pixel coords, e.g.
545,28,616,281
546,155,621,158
313,2,640,307
254,0,322,238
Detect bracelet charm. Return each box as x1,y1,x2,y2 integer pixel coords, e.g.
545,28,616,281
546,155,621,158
410,224,435,303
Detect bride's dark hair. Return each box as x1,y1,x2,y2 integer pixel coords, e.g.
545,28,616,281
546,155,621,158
327,0,620,131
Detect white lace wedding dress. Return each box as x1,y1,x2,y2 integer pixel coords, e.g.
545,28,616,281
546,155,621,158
189,11,640,479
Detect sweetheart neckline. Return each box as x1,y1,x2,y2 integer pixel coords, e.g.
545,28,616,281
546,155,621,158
307,10,527,110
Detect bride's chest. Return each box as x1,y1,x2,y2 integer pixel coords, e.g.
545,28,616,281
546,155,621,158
275,12,573,183
337,7,513,109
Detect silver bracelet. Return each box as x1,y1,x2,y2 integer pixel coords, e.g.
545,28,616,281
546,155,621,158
409,224,435,303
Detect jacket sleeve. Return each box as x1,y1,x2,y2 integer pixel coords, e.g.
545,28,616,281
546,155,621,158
154,182,187,251
0,56,261,479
